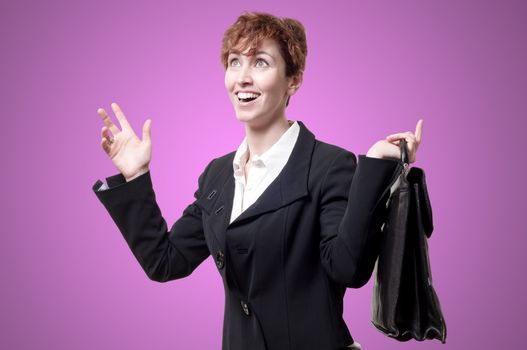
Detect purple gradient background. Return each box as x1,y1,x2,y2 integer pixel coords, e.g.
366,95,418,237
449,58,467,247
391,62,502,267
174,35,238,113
1,0,525,348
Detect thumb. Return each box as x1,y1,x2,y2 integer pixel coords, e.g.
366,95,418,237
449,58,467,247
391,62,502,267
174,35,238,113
142,119,152,143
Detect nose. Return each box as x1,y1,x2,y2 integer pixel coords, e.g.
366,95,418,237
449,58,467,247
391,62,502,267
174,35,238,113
237,64,253,86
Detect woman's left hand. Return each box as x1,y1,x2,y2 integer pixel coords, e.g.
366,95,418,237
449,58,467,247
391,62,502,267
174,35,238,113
366,119,423,163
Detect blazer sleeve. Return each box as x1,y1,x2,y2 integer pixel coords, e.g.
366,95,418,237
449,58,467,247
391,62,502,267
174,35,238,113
91,160,215,283
319,150,401,288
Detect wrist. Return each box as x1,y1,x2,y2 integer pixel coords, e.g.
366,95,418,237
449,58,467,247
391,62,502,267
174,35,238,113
125,168,149,182
366,149,382,159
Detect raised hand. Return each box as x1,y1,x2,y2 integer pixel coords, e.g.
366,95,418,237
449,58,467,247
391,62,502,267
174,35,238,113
366,119,423,163
98,102,152,182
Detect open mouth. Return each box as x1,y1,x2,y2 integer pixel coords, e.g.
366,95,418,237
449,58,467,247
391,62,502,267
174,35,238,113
236,92,261,104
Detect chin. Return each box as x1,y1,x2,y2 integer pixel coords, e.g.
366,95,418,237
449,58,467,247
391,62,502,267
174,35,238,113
235,113,258,124
234,113,268,128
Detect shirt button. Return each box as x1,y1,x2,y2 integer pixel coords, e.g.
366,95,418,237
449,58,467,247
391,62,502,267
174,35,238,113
240,301,251,316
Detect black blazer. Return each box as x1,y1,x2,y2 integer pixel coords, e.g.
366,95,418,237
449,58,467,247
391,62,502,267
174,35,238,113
92,120,401,350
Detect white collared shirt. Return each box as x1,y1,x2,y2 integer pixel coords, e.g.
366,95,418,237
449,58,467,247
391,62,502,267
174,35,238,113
230,120,299,224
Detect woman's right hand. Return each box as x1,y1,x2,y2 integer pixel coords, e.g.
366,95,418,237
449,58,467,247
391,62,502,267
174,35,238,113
97,102,152,182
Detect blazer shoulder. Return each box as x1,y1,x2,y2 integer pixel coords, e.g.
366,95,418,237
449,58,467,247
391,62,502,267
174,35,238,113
210,150,236,167
196,150,235,190
313,139,357,166
206,150,235,176
306,140,357,192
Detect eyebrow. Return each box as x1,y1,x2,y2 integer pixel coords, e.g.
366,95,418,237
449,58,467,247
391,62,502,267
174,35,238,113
229,49,274,59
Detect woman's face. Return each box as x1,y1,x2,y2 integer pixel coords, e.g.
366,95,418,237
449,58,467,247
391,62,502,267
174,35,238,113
224,38,300,128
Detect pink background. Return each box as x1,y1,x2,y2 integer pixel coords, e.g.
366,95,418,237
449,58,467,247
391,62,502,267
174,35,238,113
1,0,525,348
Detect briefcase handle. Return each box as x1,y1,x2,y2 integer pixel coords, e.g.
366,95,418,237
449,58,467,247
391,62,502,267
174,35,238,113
400,138,409,165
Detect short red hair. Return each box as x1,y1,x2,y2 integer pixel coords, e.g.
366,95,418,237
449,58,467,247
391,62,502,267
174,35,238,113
220,11,308,79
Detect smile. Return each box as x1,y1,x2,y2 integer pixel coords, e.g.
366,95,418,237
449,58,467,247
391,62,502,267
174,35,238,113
236,91,261,104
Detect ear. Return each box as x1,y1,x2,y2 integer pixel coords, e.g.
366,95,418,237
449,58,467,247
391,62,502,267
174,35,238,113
287,73,303,97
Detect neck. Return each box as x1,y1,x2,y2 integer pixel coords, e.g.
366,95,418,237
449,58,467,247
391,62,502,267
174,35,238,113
244,116,292,159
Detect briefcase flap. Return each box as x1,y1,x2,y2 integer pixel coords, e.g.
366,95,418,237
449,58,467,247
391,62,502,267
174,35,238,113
407,167,434,238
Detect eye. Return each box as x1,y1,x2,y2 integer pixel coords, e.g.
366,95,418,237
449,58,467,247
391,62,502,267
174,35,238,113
255,58,268,67
229,58,240,67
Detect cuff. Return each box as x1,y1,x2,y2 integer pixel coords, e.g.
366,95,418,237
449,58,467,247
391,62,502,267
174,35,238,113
92,170,153,207
356,154,402,209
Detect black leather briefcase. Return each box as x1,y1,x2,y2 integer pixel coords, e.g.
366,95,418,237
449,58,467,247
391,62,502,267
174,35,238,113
371,139,447,343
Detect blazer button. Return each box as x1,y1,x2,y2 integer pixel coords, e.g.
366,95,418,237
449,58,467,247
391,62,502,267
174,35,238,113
207,190,217,200
240,301,251,316
215,250,225,270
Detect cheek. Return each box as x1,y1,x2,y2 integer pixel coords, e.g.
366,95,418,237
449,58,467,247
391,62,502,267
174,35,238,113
259,73,283,94
224,72,234,90
263,81,287,100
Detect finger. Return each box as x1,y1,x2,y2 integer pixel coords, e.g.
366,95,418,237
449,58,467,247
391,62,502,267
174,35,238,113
111,102,132,131
385,131,413,141
101,137,111,154
97,108,120,135
101,126,114,144
390,139,419,152
387,134,418,150
142,119,152,143
415,119,423,143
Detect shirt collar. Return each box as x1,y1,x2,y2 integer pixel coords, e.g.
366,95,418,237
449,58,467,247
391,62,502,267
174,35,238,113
232,120,300,177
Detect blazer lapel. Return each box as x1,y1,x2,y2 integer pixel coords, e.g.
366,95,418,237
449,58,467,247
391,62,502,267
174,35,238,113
206,120,316,249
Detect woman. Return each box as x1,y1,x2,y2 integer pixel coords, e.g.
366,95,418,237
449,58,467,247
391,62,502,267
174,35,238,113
93,11,422,350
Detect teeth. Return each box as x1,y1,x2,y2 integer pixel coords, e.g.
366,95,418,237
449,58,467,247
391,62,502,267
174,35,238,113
237,92,260,99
